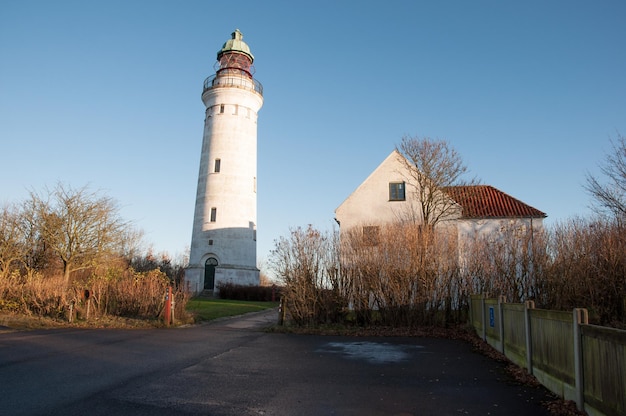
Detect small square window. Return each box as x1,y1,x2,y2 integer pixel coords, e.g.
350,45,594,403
389,182,405,201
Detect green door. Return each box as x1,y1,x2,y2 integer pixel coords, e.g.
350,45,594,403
204,257,218,290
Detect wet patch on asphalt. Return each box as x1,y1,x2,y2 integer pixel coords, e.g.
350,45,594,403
316,341,427,364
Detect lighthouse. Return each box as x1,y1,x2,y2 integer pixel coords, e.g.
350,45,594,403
186,29,264,294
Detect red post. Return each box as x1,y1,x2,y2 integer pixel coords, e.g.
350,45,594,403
164,286,172,326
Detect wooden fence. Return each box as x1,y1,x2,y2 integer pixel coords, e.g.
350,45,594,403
470,294,626,416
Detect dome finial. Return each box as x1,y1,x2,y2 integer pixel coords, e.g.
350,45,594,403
217,29,254,62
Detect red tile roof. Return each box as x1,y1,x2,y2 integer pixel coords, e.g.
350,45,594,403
444,185,547,219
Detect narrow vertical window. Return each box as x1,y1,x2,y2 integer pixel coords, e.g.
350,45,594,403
214,158,221,173
219,104,225,114
210,207,217,222
389,182,406,201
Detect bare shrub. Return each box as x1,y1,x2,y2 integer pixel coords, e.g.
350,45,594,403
217,283,280,301
0,263,190,323
0,271,67,318
543,217,626,325
342,223,462,327
461,221,548,303
95,268,170,319
271,215,625,328
269,225,345,325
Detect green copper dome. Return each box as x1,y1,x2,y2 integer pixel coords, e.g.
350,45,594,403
217,29,254,62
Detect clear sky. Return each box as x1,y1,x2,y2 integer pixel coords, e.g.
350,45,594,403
1,1,625,269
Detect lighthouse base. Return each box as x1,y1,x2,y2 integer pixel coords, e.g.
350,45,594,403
184,265,260,295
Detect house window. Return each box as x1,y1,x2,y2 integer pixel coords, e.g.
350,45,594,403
363,226,380,246
214,158,221,173
210,207,217,222
389,182,405,201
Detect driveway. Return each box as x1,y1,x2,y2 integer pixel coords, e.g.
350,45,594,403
0,309,553,415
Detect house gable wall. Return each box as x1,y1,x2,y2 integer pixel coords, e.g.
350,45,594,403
335,151,420,230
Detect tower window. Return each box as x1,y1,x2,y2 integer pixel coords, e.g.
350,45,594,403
214,158,221,173
219,104,225,114
210,207,217,222
389,182,405,201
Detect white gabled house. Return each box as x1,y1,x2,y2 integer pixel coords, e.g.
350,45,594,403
335,150,547,242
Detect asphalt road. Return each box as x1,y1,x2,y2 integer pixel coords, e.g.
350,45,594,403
0,310,554,416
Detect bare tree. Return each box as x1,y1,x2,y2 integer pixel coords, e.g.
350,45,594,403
29,183,135,286
0,204,27,279
396,135,478,226
585,133,626,219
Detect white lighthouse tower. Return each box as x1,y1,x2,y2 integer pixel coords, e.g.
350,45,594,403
186,29,263,294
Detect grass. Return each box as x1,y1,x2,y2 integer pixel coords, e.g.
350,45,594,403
0,298,279,331
185,297,279,322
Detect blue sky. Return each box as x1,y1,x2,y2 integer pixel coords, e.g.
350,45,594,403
1,1,625,269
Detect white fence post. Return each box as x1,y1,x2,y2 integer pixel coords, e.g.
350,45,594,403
524,300,535,374
573,308,588,412
498,295,506,353
481,293,487,341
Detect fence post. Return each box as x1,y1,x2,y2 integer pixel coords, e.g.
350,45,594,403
481,293,487,341
278,297,286,326
524,300,535,374
498,295,506,354
164,286,172,326
573,308,588,412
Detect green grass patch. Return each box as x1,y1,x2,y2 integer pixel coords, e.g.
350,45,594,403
186,298,279,322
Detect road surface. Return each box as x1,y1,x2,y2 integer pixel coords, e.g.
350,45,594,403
0,310,553,415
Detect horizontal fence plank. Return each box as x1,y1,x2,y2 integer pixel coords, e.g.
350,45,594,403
502,303,527,368
581,324,626,416
530,309,575,385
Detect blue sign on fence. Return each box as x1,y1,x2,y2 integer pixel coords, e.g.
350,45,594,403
489,306,495,327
